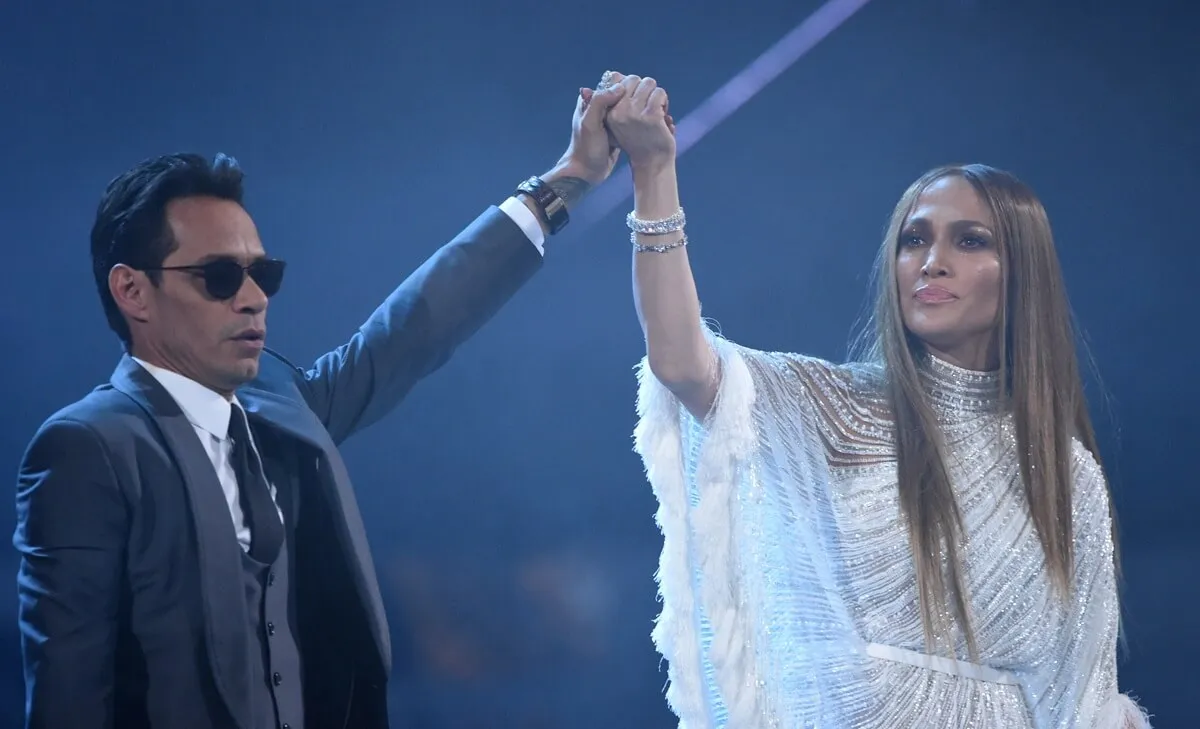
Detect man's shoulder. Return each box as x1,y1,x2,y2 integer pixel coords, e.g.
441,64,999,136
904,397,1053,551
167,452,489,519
20,384,153,474
30,383,148,443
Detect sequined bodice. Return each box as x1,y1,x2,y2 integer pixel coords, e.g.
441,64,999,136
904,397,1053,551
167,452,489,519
773,352,1111,726
795,355,1050,658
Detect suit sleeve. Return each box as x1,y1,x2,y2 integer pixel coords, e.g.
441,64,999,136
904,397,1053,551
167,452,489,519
288,205,542,444
14,417,127,729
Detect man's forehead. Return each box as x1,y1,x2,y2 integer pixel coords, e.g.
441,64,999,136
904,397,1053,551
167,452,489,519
166,196,263,255
166,195,253,227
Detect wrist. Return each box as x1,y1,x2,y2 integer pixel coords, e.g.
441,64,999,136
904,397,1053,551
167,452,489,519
542,161,586,186
514,175,569,237
540,162,596,211
631,160,680,220
629,155,675,178
512,162,597,238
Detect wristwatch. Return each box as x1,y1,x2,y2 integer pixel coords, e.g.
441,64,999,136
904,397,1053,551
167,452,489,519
515,176,570,235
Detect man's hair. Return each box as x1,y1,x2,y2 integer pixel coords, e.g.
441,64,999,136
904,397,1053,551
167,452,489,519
90,152,246,347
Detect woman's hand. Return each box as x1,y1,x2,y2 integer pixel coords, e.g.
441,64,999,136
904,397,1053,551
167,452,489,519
598,73,677,171
581,71,676,145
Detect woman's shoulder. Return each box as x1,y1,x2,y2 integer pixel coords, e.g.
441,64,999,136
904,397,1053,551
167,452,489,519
1068,437,1111,511
737,347,886,401
722,343,891,433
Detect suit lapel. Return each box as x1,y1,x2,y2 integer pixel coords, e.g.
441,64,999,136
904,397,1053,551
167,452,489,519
109,356,254,729
240,386,393,674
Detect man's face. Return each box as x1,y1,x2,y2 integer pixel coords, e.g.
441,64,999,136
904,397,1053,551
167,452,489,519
136,196,273,395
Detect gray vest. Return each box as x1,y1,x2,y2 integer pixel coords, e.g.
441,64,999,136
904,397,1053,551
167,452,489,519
241,536,305,729
239,417,305,729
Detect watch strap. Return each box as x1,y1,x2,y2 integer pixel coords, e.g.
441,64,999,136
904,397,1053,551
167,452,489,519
515,176,570,236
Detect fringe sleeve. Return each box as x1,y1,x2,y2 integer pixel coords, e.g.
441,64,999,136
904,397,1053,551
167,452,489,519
634,328,872,729
1033,443,1152,729
633,330,755,729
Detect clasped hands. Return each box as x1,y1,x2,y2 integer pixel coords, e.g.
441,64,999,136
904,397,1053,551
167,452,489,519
555,70,678,187
589,71,677,166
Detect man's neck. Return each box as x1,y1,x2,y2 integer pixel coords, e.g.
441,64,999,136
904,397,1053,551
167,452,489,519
130,350,235,401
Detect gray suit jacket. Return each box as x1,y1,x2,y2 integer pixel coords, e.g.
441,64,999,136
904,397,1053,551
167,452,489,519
14,206,542,729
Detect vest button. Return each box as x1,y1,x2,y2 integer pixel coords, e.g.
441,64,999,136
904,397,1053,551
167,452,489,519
267,622,276,636
268,572,276,586
273,672,282,686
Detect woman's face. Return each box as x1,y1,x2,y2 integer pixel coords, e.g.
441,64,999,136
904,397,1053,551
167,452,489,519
896,176,1003,370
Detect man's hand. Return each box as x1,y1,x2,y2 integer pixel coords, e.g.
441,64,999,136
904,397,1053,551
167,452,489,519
537,74,629,211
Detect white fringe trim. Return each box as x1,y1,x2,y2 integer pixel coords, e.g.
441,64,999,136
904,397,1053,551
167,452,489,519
634,350,704,727
634,335,768,728
1094,693,1152,729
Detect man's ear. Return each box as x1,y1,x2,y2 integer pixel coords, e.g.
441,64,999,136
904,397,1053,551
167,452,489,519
109,264,152,325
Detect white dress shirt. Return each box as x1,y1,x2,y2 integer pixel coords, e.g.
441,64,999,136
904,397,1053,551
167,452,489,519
131,199,543,549
132,357,275,552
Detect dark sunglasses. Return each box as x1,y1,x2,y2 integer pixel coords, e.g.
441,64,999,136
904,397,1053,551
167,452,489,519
141,258,287,300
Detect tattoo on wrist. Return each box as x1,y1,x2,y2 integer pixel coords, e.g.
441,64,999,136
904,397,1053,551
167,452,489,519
548,176,591,210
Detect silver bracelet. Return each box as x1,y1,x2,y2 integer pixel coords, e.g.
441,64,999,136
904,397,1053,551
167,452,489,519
626,207,686,235
633,231,688,254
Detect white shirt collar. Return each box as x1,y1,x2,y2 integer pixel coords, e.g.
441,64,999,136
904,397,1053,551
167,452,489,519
131,357,240,441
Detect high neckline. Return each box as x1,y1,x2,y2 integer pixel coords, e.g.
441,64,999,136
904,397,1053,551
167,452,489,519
918,352,1002,417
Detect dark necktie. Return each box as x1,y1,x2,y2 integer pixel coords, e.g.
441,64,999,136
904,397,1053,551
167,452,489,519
228,405,285,564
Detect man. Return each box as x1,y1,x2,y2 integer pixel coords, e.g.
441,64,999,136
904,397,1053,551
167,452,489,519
13,77,632,729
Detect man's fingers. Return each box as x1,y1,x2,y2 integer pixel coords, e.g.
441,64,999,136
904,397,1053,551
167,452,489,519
578,87,595,113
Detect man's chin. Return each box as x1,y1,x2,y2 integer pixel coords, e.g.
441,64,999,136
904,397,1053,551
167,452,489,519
222,357,260,388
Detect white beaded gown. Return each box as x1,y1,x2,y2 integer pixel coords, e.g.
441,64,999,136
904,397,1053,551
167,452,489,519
633,330,1151,728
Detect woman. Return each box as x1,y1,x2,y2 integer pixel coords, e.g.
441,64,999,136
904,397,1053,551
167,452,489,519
597,71,1151,728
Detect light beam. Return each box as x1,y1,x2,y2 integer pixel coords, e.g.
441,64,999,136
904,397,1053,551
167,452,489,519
573,0,875,228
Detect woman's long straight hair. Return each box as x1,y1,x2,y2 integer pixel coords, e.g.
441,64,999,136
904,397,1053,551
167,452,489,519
850,164,1110,658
